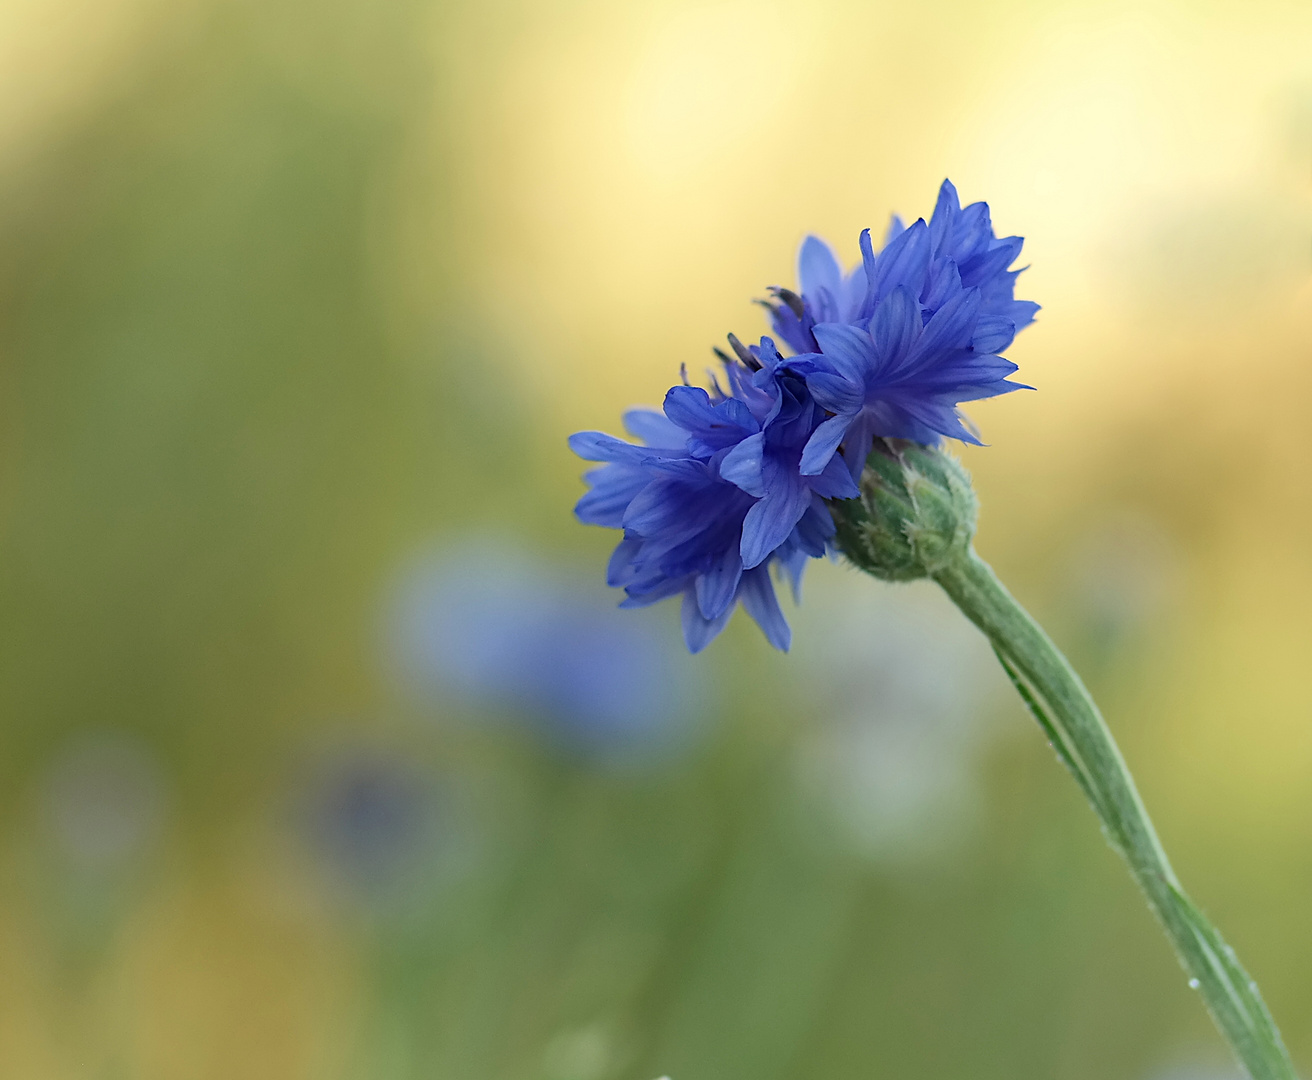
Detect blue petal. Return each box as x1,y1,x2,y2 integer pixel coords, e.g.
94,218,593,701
922,257,962,312
950,377,1029,402
797,235,843,301
928,178,960,253
663,384,716,425
800,413,852,476
792,499,836,557
947,201,992,262
740,469,810,569
623,408,687,449
893,397,983,445
811,323,874,383
811,452,861,500
606,534,644,586
569,431,646,463
681,589,733,653
907,352,1019,392
768,303,814,355
904,287,981,371
735,362,783,427
961,235,1023,287
696,547,744,620
867,218,932,304
839,412,880,477
621,476,706,539
858,227,878,316
775,544,809,604
738,567,791,652
719,432,766,496
622,573,690,607
1008,299,1040,330
971,314,1016,354
840,263,869,321
870,286,920,373
576,468,648,526
806,370,863,414
779,351,825,376
644,456,708,481
663,385,756,446
754,336,785,374
857,399,943,445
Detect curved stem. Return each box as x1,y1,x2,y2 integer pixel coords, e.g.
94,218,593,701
932,548,1296,1080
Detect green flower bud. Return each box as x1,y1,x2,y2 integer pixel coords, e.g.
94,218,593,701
830,438,978,581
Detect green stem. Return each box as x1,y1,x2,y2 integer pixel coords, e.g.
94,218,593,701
932,548,1296,1080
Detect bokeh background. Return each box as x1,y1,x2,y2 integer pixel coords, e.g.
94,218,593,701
1,0,1311,1077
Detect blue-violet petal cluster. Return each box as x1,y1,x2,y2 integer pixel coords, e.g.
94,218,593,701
571,179,1036,653
570,341,856,653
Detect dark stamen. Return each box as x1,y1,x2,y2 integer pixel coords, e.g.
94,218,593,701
769,286,806,319
726,333,761,371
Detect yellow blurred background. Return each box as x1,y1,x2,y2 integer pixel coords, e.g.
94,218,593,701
1,0,1312,1077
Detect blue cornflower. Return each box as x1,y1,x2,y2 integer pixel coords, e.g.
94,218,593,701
571,180,1037,654
763,226,886,355
792,276,1029,475
765,179,1039,354
387,542,706,761
570,341,856,653
759,180,1038,475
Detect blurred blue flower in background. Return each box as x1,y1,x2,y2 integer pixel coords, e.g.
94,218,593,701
385,542,708,761
296,746,465,912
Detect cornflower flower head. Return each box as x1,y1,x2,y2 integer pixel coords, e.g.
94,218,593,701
570,339,856,653
760,179,1039,474
570,179,1030,653
764,179,1038,353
